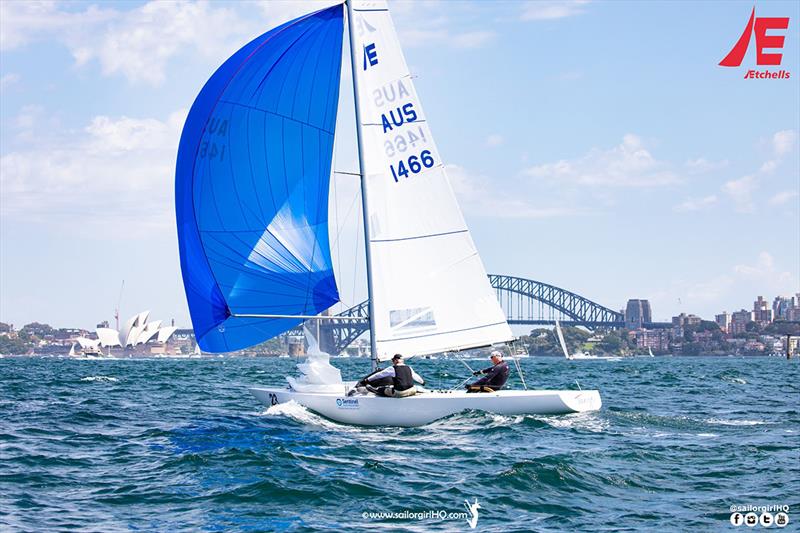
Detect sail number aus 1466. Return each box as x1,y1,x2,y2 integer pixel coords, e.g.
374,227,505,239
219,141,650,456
199,141,225,161
390,150,434,182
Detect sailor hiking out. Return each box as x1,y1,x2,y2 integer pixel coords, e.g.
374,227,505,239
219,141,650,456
356,354,425,398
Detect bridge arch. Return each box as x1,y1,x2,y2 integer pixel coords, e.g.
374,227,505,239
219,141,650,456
488,274,623,327
313,274,623,354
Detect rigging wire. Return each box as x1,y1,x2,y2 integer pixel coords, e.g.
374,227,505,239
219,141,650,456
351,188,362,309
507,340,528,390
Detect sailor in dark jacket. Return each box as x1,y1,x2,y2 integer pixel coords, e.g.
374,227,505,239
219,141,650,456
363,354,425,397
466,351,510,392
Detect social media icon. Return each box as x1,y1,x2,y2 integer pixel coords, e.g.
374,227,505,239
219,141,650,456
731,512,744,526
775,512,789,527
745,512,758,527
760,512,773,527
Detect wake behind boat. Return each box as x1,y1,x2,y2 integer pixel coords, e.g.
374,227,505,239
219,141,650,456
174,0,602,426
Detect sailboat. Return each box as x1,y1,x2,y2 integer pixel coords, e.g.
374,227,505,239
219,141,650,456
555,321,620,362
648,347,655,357
192,343,202,358
175,0,601,426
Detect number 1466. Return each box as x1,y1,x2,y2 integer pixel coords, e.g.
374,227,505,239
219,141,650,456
389,150,435,182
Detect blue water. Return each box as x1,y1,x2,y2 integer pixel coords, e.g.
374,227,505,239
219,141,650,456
1,356,798,531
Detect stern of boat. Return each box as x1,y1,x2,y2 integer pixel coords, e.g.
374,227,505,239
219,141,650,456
559,390,602,412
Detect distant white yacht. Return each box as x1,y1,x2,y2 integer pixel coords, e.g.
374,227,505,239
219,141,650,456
556,321,621,361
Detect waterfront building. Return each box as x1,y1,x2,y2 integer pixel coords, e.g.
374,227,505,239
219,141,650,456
715,312,731,333
625,299,652,330
753,296,773,326
672,313,702,327
629,328,670,351
730,309,753,335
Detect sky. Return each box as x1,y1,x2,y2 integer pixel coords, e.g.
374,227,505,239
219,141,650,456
1,0,799,331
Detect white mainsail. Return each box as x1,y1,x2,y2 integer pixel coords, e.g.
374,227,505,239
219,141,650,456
349,0,513,360
555,320,570,359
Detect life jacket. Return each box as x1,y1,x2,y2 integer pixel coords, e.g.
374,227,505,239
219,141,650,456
393,364,414,391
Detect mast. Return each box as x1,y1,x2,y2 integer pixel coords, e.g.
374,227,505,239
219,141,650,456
345,0,379,371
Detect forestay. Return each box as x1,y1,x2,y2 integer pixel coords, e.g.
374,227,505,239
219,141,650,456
349,0,513,360
175,5,344,353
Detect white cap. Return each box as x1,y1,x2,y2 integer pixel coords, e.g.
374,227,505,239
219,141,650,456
490,350,503,359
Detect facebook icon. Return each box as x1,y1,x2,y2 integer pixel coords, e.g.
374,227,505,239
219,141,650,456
363,43,378,70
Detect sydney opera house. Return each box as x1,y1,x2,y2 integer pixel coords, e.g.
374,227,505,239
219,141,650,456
71,311,179,356
97,310,177,349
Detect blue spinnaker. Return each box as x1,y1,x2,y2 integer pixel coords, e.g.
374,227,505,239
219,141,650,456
175,5,343,353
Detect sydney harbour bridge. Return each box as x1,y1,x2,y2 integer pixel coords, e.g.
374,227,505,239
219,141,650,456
304,274,669,355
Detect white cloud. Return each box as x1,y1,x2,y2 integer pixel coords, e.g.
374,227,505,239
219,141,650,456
520,0,590,21
759,159,778,174
523,134,681,187
685,157,728,174
388,2,495,50
447,164,588,218
450,30,495,49
769,190,799,206
649,251,798,318
674,195,718,212
485,134,504,147
1,109,186,236
74,2,253,86
733,252,795,286
0,1,115,51
772,129,797,156
756,129,797,175
717,129,797,212
400,26,495,50
0,72,21,89
722,174,757,213
1,1,262,86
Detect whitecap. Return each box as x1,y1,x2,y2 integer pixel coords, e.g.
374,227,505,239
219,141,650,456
487,413,526,427
706,418,766,426
533,412,609,432
80,376,118,382
697,433,718,438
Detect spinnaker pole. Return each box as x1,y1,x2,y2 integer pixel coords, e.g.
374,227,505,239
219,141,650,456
345,0,379,371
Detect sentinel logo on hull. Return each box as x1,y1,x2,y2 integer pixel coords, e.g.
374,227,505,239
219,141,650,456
336,398,360,409
719,7,791,80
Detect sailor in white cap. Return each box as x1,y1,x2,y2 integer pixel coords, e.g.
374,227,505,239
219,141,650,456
466,350,510,392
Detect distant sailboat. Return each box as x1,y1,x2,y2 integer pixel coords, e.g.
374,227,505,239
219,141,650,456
175,0,601,426
556,321,621,362
648,347,654,357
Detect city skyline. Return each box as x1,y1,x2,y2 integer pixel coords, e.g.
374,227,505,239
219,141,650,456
1,0,799,330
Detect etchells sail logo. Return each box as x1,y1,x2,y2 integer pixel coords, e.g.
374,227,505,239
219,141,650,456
720,7,791,79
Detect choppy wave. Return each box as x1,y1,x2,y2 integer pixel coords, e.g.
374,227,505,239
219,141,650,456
1,355,798,532
80,375,118,382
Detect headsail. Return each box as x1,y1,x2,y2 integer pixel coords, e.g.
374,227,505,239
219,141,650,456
349,0,513,360
176,5,344,353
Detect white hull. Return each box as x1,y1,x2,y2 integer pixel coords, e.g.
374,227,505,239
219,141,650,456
251,386,601,427
568,354,622,361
